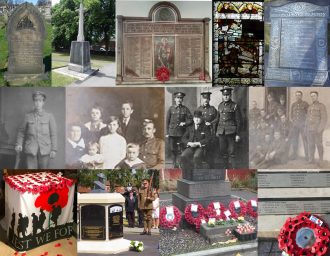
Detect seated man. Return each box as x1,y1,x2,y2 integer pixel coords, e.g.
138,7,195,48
250,133,271,167
258,130,287,168
180,110,211,173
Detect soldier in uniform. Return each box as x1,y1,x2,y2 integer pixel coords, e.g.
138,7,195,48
197,92,218,167
166,92,193,167
305,91,327,164
289,91,309,160
180,110,212,175
139,119,165,169
15,91,57,169
216,87,241,168
138,178,155,236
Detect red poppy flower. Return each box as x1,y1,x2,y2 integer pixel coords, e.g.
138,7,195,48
35,186,69,212
156,66,170,83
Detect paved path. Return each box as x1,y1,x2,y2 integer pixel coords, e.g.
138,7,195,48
69,63,116,87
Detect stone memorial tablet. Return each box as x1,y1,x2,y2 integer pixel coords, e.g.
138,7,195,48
81,205,106,240
258,199,330,215
258,171,330,188
4,3,46,85
108,204,123,239
189,169,226,181
266,2,329,85
117,2,210,84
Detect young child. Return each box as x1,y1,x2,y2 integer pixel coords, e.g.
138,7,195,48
99,116,127,169
115,143,146,169
79,142,104,169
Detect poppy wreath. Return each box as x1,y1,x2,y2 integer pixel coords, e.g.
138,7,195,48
184,204,205,226
228,200,247,218
195,216,208,233
246,199,258,218
156,66,170,83
205,202,227,220
159,206,182,229
278,212,330,256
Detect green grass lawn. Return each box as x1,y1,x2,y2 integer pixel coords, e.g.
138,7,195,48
51,71,77,87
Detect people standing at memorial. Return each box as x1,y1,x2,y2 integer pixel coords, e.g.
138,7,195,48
305,91,327,164
139,119,165,169
15,91,57,169
83,105,107,144
115,143,146,169
196,92,218,167
289,91,309,160
180,110,212,171
66,124,85,168
138,178,155,236
152,192,159,229
99,116,126,169
120,101,142,144
166,92,193,168
125,189,137,228
216,87,241,168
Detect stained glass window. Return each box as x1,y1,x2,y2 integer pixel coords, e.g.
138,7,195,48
213,1,264,86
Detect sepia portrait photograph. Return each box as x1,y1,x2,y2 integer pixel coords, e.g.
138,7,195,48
249,87,330,169
66,87,165,170
0,88,66,169
165,86,248,170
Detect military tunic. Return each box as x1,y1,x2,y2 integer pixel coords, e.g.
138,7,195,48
290,100,309,158
197,105,218,134
139,137,165,169
138,187,155,231
16,111,57,169
166,105,193,165
305,101,327,161
216,100,241,168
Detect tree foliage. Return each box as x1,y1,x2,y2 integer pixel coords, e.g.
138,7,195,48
51,0,115,50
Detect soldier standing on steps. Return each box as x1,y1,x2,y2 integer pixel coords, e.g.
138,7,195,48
216,87,241,168
166,92,193,168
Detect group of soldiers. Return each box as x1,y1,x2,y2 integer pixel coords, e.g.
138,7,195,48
166,87,241,170
250,90,327,168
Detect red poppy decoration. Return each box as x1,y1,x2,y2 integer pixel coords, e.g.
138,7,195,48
199,72,205,81
184,203,205,230
159,206,182,229
278,212,330,256
228,200,247,218
246,199,258,218
156,66,170,83
195,216,208,233
205,202,227,220
35,186,69,212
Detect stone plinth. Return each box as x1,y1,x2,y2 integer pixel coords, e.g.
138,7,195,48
78,239,131,254
182,168,226,181
68,41,91,73
200,222,239,244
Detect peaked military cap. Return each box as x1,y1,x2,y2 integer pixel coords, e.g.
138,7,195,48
220,86,233,95
174,92,185,98
193,110,203,118
32,91,46,100
201,92,212,98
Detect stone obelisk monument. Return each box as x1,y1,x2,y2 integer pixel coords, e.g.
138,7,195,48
68,1,91,73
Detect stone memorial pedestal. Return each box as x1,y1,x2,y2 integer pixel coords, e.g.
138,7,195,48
258,170,330,238
68,41,91,73
172,169,232,213
78,193,131,254
200,222,238,244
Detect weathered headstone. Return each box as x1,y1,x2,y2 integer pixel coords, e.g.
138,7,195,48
4,3,47,85
81,205,106,240
266,2,329,85
68,1,91,73
258,170,330,238
116,2,211,84
108,204,123,239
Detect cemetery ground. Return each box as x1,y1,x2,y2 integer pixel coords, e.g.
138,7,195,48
159,177,258,256
0,17,52,87
52,52,115,87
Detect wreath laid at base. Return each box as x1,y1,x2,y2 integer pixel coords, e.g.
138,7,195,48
278,212,330,255
160,206,182,229
228,199,247,218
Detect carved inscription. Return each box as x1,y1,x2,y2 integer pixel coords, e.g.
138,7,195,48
280,19,316,69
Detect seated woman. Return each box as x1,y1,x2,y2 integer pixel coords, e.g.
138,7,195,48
66,124,85,168
99,116,126,169
83,105,107,144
